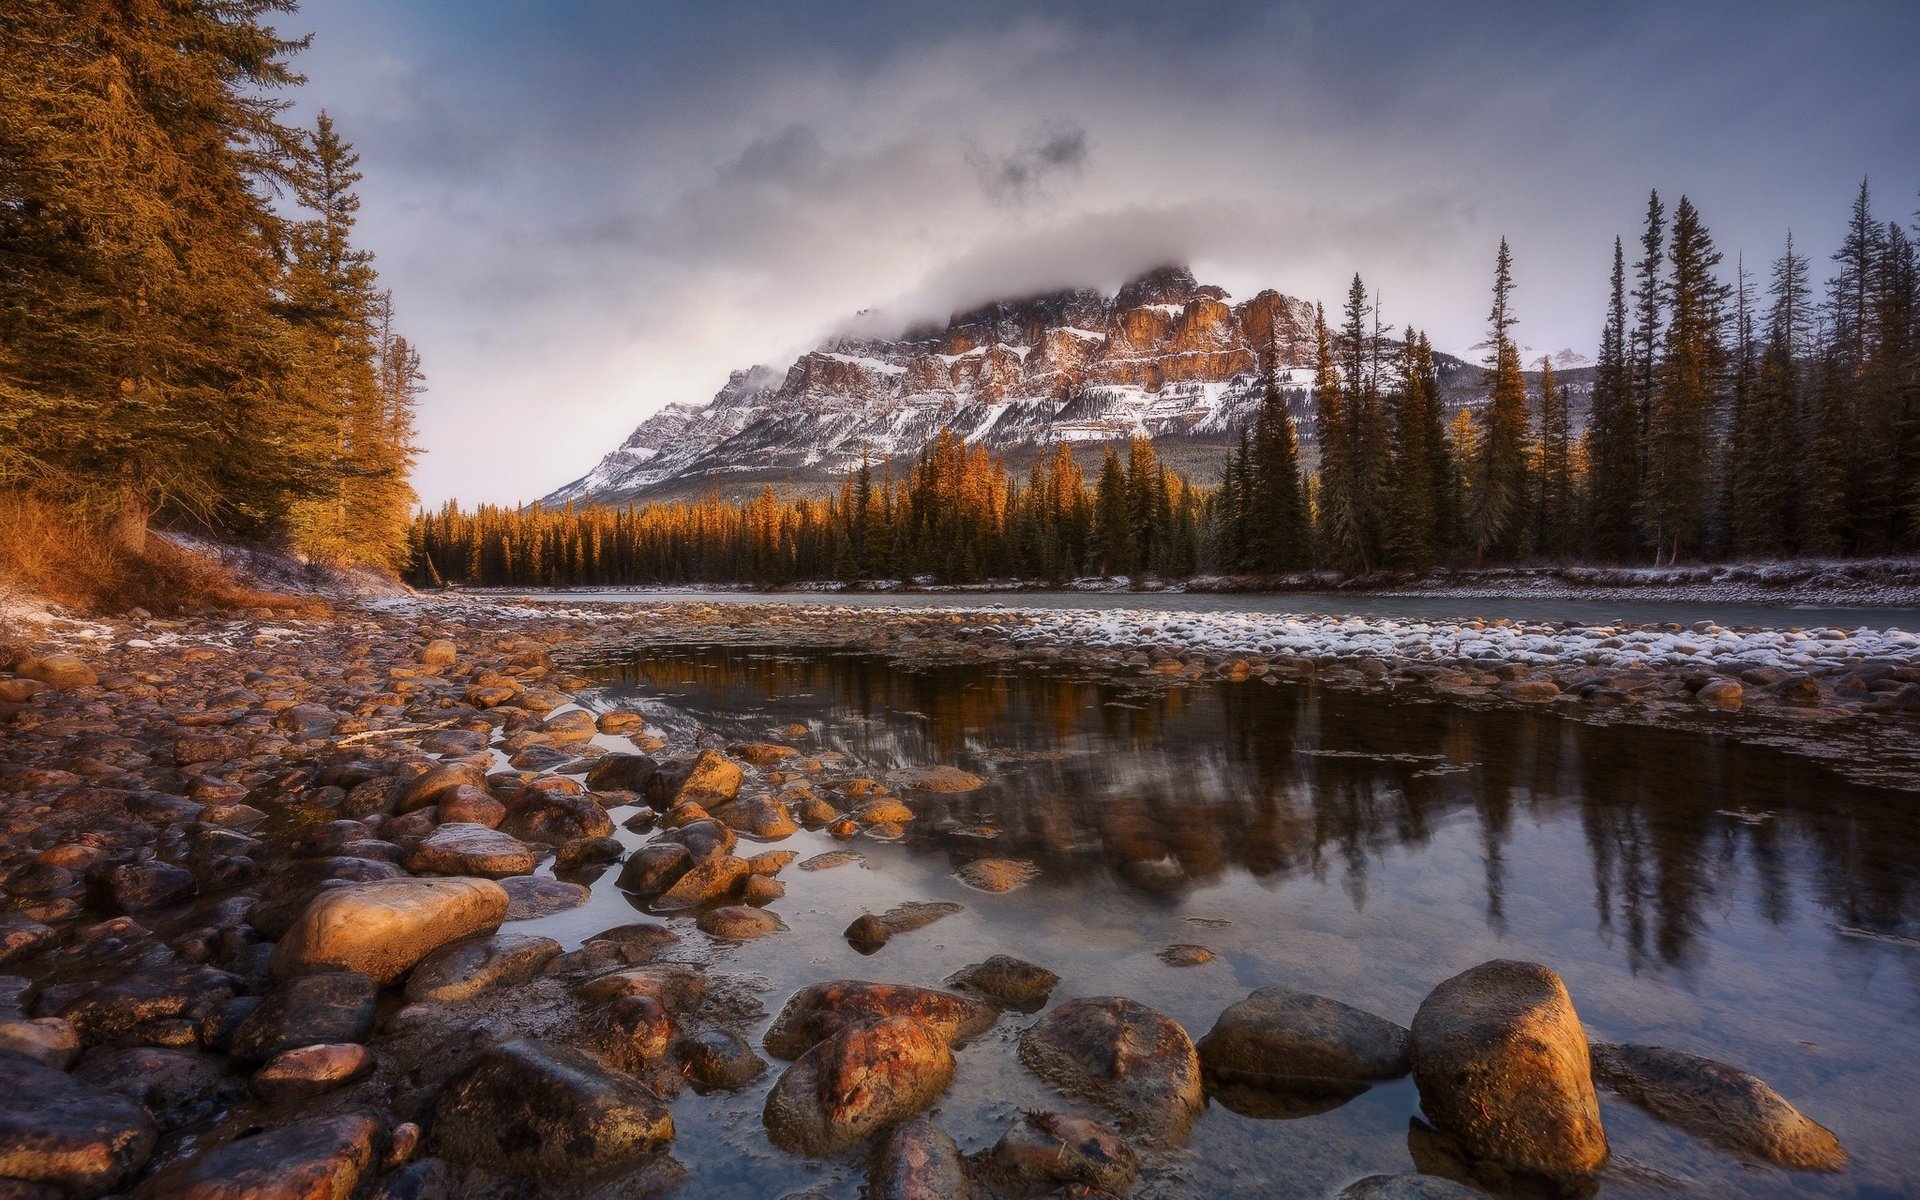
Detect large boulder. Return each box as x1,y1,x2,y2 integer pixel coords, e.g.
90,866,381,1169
1017,997,1203,1143
764,981,997,1060
404,822,537,879
1589,1042,1845,1170
269,876,509,985
763,1016,954,1156
431,1037,673,1174
1409,961,1608,1183
870,1118,972,1200
0,1050,157,1197
128,1110,380,1199
1196,987,1410,1086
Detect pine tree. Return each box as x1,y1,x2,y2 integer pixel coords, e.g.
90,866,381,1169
1535,357,1575,558
1642,196,1727,562
1587,238,1639,559
1247,330,1308,571
1469,238,1532,564
1629,190,1667,538
1313,303,1367,570
1092,446,1132,576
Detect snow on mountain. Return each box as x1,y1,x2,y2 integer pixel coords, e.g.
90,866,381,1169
540,266,1577,507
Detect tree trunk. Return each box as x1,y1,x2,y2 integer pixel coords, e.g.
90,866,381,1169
107,494,149,555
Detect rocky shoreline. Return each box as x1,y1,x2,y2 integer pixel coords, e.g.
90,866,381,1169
0,597,1879,1197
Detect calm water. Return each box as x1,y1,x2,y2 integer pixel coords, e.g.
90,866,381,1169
499,586,1920,633
528,641,1920,1199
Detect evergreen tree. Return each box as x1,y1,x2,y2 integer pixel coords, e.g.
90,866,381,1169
1587,238,1640,559
1247,331,1308,571
1313,303,1367,570
1468,238,1532,564
1630,190,1667,533
1535,357,1575,558
1642,196,1727,562
1092,446,1132,576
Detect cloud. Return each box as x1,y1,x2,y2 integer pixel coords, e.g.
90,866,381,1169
968,122,1090,205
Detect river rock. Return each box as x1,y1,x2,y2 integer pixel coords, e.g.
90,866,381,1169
871,1118,972,1199
697,905,784,940
400,763,491,813
1018,997,1204,1142
71,1047,236,1133
1409,960,1608,1182
0,1051,156,1197
677,1028,765,1091
537,709,598,745
763,1016,954,1156
231,972,376,1062
52,961,238,1041
499,875,589,920
270,876,509,985
437,786,506,827
0,915,57,966
431,1037,673,1174
713,796,798,840
764,981,997,1060
555,835,623,869
404,823,536,879
651,855,748,911
983,1110,1137,1192
675,749,743,804
252,1042,374,1103
573,995,673,1071
845,913,892,952
1339,1174,1491,1199
955,858,1038,893
500,784,614,843
19,654,97,689
1197,987,1411,1087
128,1110,380,1200
586,753,657,792
946,956,1059,1010
1589,1042,1845,1170
574,964,705,1013
421,638,458,666
84,859,195,913
404,933,561,1004
888,766,986,793
0,1017,79,1069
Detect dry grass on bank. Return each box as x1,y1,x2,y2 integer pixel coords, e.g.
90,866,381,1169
0,492,328,622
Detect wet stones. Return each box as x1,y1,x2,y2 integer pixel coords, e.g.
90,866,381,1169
251,1042,374,1103
712,795,798,840
945,956,1059,1010
871,1118,972,1199
982,1111,1137,1193
420,638,458,666
0,1017,79,1068
1589,1042,1845,1170
499,782,614,843
677,1028,765,1091
696,905,784,940
128,1110,381,1200
431,1037,673,1174
269,876,510,985
403,823,536,879
888,766,986,793
71,1047,236,1133
18,653,98,690
403,933,561,1004
0,1051,156,1197
498,875,589,920
52,961,238,1043
1409,960,1608,1184
535,708,598,745
585,752,657,793
674,748,743,805
1694,677,1744,710
1196,987,1411,1087
0,915,57,966
1018,997,1204,1143
765,981,997,1060
844,913,892,953
763,1016,955,1156
575,995,674,1071
399,762,490,813
230,972,376,1062
84,859,195,913
1157,943,1215,967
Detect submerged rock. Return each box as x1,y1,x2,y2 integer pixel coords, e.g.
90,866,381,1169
1409,960,1607,1183
1197,987,1411,1086
982,1110,1137,1192
677,1029,765,1092
955,858,1038,893
1339,1174,1492,1199
431,1037,674,1174
1589,1042,1845,1170
763,1016,954,1156
946,955,1060,1010
1018,996,1204,1143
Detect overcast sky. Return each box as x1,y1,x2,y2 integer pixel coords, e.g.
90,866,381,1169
285,0,1920,506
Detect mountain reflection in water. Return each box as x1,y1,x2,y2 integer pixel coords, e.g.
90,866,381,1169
567,642,1920,1199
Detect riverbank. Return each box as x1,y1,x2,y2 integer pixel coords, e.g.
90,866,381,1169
0,593,1910,1197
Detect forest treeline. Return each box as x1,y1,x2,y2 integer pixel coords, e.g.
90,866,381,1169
0,0,421,569
412,181,1920,589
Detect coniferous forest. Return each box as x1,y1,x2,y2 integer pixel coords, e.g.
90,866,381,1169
412,183,1920,589
0,0,422,569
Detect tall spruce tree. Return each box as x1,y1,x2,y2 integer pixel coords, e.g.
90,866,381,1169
1247,331,1308,571
1468,238,1532,564
1587,238,1639,559
1630,190,1667,543
1535,357,1575,558
1313,303,1367,570
1642,196,1727,562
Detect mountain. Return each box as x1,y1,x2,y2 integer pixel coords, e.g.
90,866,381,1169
542,266,1591,507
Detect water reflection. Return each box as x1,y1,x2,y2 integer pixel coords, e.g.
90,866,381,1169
577,644,1920,983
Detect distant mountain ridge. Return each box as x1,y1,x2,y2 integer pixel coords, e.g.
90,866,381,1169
543,265,1589,507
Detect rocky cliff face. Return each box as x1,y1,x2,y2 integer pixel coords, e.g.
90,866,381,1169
545,266,1577,507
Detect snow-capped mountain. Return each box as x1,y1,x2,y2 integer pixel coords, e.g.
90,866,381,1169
542,266,1585,507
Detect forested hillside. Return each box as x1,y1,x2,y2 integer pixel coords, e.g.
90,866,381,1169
414,182,1920,589
0,0,421,573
